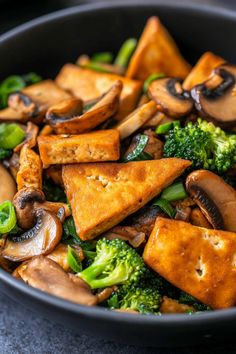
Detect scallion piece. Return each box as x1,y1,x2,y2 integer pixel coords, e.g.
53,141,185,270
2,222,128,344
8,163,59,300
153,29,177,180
91,52,113,64
0,124,25,149
114,38,137,68
0,76,25,107
22,72,42,85
83,62,112,73
0,148,12,160
153,198,175,218
0,201,17,234
123,135,152,162
155,120,180,135
161,181,188,202
67,245,82,273
143,72,165,93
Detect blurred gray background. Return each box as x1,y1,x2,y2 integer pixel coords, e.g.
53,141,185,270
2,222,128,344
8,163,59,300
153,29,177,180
0,0,236,353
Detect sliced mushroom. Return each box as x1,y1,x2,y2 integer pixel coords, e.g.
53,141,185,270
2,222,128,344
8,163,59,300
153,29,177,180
77,54,125,76
2,208,62,262
103,226,146,248
18,256,97,306
191,64,236,127
160,296,195,314
186,170,236,231
13,188,45,229
0,163,16,203
148,78,193,118
14,122,39,152
7,80,72,124
46,80,123,134
13,187,70,229
4,152,20,180
115,100,157,140
190,207,212,229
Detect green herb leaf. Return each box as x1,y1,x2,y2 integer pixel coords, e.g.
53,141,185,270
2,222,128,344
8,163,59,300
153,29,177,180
153,198,175,218
67,245,82,273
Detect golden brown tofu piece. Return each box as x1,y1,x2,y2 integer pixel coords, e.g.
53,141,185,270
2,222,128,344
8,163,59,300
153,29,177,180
0,107,24,122
144,217,236,309
126,17,191,80
63,158,191,240
38,130,120,167
7,80,72,123
17,145,42,190
160,296,195,314
56,64,142,120
183,52,225,90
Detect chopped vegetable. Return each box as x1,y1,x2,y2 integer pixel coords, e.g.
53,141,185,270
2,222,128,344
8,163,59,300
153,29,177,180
91,52,113,64
161,181,188,202
67,245,82,273
0,201,16,234
79,238,146,289
114,38,137,68
152,198,175,218
156,120,180,135
122,135,152,162
0,148,12,160
0,124,25,149
143,72,165,93
164,118,236,174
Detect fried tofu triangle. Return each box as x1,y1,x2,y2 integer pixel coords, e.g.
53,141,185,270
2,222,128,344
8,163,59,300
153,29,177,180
183,52,225,90
63,158,191,240
38,130,120,167
144,218,236,309
126,17,191,80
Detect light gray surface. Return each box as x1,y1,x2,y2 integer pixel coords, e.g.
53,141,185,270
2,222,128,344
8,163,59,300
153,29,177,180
1,291,236,354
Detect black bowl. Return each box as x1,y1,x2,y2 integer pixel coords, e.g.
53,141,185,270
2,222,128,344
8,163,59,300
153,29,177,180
1,1,236,347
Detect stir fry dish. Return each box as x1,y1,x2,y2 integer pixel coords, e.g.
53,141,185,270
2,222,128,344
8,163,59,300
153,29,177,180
1,16,236,315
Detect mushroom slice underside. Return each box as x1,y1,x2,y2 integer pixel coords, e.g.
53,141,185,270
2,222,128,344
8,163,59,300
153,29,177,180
13,188,45,230
2,208,62,262
19,256,97,306
14,122,39,152
191,64,236,127
148,77,193,118
46,80,123,134
186,170,236,232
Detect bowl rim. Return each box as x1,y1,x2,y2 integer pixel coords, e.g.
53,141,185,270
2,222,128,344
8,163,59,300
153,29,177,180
1,0,236,326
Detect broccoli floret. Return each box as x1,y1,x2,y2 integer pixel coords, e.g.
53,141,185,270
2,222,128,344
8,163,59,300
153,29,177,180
178,291,211,312
108,283,161,314
163,118,236,174
79,238,146,289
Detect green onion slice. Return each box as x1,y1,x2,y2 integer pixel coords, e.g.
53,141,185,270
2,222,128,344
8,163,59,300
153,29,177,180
67,245,82,273
0,148,12,160
0,124,25,149
153,198,176,218
155,120,180,135
0,201,17,234
82,62,112,73
161,181,188,202
22,72,42,85
123,135,153,162
143,72,165,93
91,52,113,64
114,38,137,68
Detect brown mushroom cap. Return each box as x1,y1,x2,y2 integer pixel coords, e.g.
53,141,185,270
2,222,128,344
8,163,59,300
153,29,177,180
148,78,193,118
191,64,236,127
18,256,97,306
8,92,39,120
186,170,236,232
0,164,16,203
2,208,62,262
13,188,45,229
